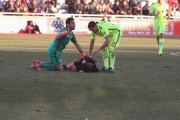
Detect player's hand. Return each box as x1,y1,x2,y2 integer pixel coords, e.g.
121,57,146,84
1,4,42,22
92,49,100,56
66,29,72,34
79,70,84,73
155,10,160,15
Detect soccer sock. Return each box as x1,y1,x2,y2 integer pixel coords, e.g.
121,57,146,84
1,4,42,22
109,46,116,69
102,47,109,69
40,62,60,71
159,38,164,55
157,38,159,45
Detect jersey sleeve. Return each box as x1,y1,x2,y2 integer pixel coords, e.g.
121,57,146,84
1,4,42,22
91,31,96,39
71,32,77,43
149,4,155,13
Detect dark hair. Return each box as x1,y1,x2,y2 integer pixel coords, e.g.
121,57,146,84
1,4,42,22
66,17,74,27
84,62,92,70
88,21,98,29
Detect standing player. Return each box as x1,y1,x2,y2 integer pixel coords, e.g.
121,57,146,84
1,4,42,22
149,0,170,56
30,17,87,71
88,21,123,72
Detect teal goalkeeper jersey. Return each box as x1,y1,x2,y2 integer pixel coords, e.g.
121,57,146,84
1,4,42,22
149,3,169,25
91,21,122,39
48,27,77,55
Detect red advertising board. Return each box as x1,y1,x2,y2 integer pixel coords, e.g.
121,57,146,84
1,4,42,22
174,21,180,35
120,20,174,36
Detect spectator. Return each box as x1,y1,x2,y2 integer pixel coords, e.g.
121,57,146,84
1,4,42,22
21,0,29,12
14,0,21,12
104,1,114,14
113,0,121,15
28,0,38,13
67,0,75,13
38,0,47,13
23,6,30,16
46,0,55,13
96,7,104,14
132,1,142,15
88,0,97,14
27,20,42,34
142,0,150,15
119,0,131,15
176,3,180,11
101,12,110,22
169,0,179,16
5,0,15,12
130,0,137,7
82,0,89,14
52,17,64,32
96,0,106,13
73,0,83,14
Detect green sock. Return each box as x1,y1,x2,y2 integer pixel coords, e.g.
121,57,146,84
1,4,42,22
159,38,164,55
40,62,60,71
102,47,109,69
109,46,116,69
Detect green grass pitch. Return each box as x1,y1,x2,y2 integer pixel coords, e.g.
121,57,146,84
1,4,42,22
0,35,180,120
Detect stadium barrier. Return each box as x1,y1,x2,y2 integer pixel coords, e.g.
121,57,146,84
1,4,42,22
0,13,180,37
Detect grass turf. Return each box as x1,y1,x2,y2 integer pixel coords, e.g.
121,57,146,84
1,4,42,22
0,36,180,120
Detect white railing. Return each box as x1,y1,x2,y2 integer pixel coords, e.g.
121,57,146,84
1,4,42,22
0,12,180,20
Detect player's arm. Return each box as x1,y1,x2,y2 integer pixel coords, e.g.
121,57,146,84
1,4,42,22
149,5,159,16
98,35,110,51
89,39,95,56
74,42,87,57
55,29,72,40
92,35,110,56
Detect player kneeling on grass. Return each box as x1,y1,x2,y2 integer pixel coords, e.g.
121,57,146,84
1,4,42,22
64,56,99,73
30,17,87,71
88,21,123,72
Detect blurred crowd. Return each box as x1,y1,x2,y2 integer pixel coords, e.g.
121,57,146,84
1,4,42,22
67,0,180,16
0,0,180,16
0,0,57,13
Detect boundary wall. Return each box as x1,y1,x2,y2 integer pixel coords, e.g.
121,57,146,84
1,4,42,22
0,16,179,37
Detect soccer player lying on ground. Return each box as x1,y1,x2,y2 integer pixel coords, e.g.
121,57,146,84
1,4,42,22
149,0,170,56
63,56,99,73
30,17,88,71
88,21,123,72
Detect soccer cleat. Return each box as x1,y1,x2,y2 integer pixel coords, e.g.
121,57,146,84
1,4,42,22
159,54,162,56
100,66,108,71
30,59,38,69
105,67,114,72
36,61,43,68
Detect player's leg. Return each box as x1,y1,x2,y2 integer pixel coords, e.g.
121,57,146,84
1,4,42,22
39,53,62,71
101,46,109,71
158,24,166,56
108,46,115,71
157,35,160,45
154,24,161,54
106,30,122,72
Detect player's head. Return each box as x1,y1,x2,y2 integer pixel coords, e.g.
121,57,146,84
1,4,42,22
158,0,163,4
84,62,93,70
88,21,98,33
66,17,75,30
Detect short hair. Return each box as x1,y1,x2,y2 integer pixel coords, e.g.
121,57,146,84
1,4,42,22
88,21,98,29
66,17,74,27
84,62,92,70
